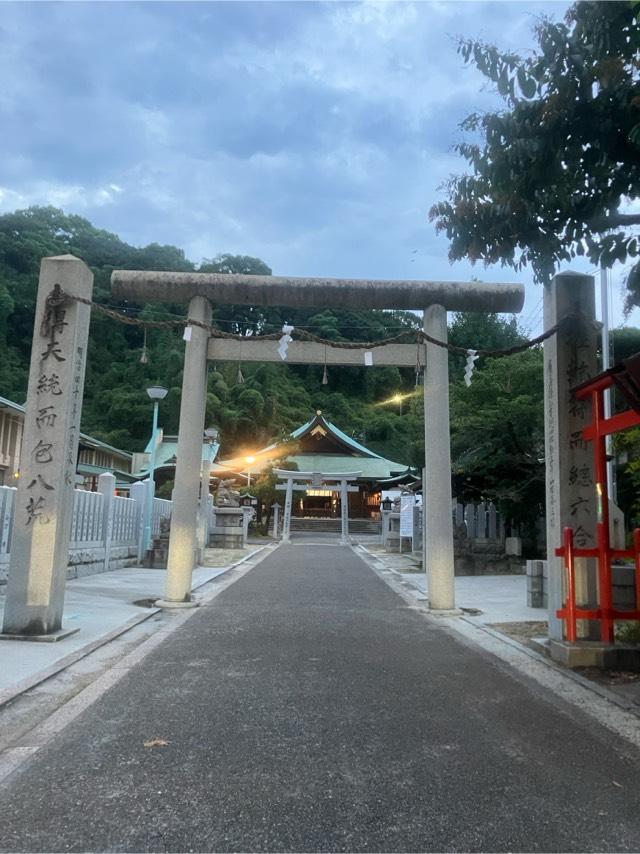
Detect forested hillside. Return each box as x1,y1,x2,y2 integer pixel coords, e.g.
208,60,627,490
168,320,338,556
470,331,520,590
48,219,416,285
0,207,427,462
0,206,548,533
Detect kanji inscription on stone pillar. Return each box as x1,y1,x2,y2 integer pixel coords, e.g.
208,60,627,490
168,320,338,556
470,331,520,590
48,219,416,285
544,272,599,640
2,255,93,638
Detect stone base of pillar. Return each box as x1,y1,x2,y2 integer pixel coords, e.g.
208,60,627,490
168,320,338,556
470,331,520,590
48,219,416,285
428,608,463,617
155,598,200,609
339,537,350,546
549,639,640,670
0,627,80,643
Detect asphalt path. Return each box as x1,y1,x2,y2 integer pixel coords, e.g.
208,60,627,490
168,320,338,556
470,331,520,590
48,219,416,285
2,544,640,852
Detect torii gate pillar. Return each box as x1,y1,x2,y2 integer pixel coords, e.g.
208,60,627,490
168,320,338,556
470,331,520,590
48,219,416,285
159,296,212,606
423,305,460,614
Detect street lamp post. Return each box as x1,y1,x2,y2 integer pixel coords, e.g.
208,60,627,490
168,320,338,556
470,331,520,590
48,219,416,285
143,385,168,555
392,393,403,416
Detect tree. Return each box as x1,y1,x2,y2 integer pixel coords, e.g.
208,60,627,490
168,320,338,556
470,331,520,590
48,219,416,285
430,2,640,303
449,348,545,552
247,460,299,534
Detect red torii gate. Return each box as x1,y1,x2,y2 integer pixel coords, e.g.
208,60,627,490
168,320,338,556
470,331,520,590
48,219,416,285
556,353,640,643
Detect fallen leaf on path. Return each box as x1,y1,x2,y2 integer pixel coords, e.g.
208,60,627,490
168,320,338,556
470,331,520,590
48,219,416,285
143,737,169,748
612,780,623,788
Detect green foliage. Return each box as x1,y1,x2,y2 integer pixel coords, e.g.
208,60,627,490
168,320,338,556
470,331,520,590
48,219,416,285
246,459,299,533
450,347,545,546
448,311,526,373
615,620,640,645
612,327,640,363
0,206,423,462
430,2,640,301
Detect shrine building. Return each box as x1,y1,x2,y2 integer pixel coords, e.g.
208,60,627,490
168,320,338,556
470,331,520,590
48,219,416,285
214,411,411,519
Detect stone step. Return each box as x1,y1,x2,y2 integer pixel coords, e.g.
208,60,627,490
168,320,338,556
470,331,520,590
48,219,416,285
289,518,381,534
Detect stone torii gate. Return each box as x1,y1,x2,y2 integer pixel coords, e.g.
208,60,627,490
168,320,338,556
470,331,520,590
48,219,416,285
1,258,523,637
111,270,522,615
274,469,361,545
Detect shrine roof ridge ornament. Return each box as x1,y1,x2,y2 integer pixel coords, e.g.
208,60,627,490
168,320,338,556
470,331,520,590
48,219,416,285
111,271,524,313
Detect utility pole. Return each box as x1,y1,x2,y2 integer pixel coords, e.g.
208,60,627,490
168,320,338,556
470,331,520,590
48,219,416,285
600,267,616,501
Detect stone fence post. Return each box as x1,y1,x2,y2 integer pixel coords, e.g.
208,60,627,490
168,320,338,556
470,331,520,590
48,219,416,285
130,481,147,563
2,255,93,638
98,472,116,573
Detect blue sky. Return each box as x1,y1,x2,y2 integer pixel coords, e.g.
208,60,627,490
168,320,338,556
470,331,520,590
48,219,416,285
0,1,633,332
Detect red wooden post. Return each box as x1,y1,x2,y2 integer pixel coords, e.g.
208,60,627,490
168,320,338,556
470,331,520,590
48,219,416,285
563,526,577,642
634,529,640,612
592,390,614,642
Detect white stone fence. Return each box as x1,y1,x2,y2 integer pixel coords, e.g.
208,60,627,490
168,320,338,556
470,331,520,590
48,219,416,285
0,473,173,584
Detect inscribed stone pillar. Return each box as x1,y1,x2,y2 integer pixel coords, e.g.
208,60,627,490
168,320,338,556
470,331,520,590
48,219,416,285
162,296,211,604
282,479,293,543
381,509,391,546
271,503,280,539
339,479,349,545
2,255,93,637
423,304,458,612
544,272,598,640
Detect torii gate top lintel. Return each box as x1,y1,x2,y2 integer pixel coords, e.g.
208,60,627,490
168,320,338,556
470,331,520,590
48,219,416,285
273,469,362,480
111,270,524,313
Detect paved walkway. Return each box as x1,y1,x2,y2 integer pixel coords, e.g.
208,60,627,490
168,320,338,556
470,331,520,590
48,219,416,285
2,543,640,852
0,546,261,699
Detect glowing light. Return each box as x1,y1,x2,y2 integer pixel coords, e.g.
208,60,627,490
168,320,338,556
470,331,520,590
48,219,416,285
376,390,417,407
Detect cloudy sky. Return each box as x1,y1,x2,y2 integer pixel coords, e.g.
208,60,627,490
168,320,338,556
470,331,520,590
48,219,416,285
0,1,632,332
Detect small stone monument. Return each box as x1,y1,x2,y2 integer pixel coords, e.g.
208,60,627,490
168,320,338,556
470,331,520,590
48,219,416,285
143,515,172,569
209,479,245,549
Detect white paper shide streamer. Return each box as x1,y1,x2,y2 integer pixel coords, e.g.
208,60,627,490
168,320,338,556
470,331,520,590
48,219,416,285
278,324,294,360
464,349,479,387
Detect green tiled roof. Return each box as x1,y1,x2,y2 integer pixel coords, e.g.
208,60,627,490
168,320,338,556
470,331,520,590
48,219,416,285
285,454,406,480
212,413,409,483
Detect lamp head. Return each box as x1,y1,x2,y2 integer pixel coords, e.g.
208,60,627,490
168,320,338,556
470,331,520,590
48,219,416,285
147,385,168,401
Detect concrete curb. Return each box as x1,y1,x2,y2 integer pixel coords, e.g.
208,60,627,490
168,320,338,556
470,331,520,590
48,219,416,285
355,543,640,722
0,545,270,711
